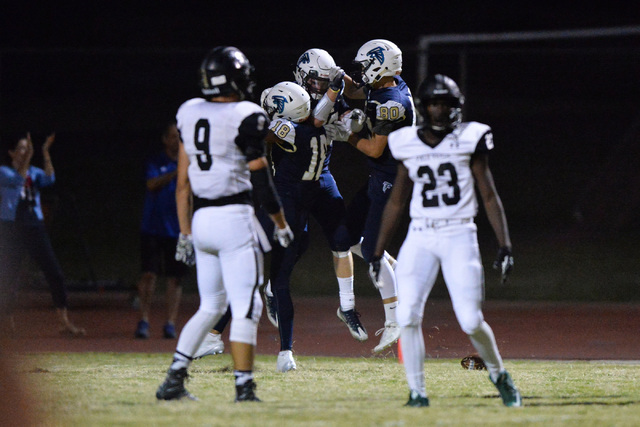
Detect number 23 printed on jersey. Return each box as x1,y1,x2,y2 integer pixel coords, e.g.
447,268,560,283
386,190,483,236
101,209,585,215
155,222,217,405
417,162,461,207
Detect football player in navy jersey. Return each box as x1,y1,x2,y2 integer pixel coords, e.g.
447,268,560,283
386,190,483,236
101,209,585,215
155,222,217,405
341,39,416,353
292,47,406,354
259,81,368,373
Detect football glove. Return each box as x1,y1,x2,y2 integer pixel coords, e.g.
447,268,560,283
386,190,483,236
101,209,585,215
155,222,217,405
492,246,514,284
346,108,366,133
175,233,195,266
328,66,345,92
368,255,383,289
324,121,351,142
274,225,294,248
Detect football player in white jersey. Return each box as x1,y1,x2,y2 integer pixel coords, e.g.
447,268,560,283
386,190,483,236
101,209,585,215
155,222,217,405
155,46,293,403
370,74,521,407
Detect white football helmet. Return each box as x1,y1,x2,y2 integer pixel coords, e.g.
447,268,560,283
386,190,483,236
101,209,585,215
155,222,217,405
353,39,402,86
262,81,311,123
294,48,337,100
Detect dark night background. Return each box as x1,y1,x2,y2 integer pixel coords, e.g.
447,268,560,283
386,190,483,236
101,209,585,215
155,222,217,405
2,2,640,301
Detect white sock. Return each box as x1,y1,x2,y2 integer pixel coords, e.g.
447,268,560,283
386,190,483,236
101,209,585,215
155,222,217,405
383,300,398,324
234,370,254,386
337,276,355,311
468,321,505,380
170,353,190,371
377,257,397,299
401,325,426,397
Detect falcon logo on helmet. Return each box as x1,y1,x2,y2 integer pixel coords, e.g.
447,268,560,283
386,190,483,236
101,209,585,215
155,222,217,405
298,52,311,65
262,81,311,123
366,47,386,64
271,95,288,114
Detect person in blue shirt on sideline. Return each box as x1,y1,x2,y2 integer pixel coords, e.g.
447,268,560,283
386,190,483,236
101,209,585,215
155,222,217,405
134,122,188,339
0,132,85,336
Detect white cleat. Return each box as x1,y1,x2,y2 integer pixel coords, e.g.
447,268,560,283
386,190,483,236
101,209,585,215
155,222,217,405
193,332,224,359
372,321,400,353
276,350,297,373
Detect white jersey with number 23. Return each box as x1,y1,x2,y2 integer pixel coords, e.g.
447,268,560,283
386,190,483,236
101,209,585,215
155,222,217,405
388,121,493,221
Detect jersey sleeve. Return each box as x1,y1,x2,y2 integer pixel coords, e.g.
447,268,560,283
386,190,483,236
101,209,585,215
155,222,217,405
269,118,297,152
372,100,407,136
474,129,494,155
235,111,270,161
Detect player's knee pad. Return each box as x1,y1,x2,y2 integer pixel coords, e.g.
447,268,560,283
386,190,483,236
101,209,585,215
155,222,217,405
331,250,351,258
229,317,259,346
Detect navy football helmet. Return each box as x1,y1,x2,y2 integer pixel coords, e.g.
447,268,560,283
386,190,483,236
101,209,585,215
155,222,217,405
416,74,465,131
199,46,256,101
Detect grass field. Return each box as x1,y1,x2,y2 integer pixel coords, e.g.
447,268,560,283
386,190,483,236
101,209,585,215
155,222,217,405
13,353,640,426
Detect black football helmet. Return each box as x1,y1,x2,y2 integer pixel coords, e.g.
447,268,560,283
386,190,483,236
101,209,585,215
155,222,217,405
199,46,256,101
416,74,465,132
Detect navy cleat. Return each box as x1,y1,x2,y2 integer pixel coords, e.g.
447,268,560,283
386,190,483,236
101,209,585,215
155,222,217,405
163,323,176,339
337,308,368,341
134,320,149,339
264,292,278,328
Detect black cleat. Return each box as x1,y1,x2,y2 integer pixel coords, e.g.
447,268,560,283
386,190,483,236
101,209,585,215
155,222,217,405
235,379,261,402
156,368,197,401
405,390,430,407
